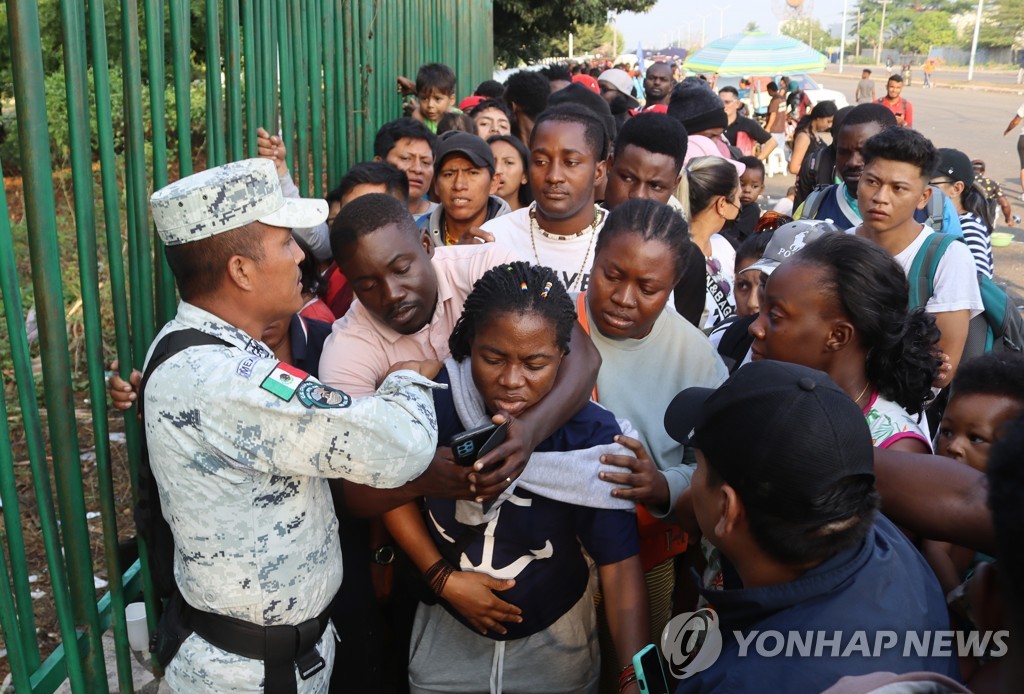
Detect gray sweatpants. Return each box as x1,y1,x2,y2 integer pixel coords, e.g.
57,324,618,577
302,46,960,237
408,588,599,694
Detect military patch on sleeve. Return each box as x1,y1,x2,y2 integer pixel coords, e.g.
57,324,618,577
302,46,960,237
296,381,352,409
236,356,260,379
260,362,309,401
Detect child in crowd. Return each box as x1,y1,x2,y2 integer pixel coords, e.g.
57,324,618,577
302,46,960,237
931,148,995,278
924,352,1024,582
731,231,774,318
922,352,1024,682
411,63,460,133
721,156,765,248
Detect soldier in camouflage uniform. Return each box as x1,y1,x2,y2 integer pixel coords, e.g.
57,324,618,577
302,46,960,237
146,158,440,692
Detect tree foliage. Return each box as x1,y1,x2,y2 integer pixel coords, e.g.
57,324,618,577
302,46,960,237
979,0,1024,48
854,0,960,54
543,22,626,58
493,0,657,66
779,17,836,48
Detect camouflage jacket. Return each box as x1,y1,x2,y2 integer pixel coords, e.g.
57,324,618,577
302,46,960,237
143,301,438,626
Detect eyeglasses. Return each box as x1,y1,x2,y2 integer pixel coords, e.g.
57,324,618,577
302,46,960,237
706,257,732,297
929,178,955,186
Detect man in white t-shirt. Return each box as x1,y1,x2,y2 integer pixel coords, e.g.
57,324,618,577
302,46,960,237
851,128,983,387
477,104,609,293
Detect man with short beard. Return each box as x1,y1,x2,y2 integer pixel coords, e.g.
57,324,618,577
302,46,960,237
642,62,674,109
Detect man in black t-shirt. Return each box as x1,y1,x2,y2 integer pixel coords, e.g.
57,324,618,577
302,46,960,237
719,86,776,161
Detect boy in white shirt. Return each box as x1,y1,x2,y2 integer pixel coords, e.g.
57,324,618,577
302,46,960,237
851,127,983,387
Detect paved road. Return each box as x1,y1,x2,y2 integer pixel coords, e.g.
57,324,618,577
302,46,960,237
761,73,1024,297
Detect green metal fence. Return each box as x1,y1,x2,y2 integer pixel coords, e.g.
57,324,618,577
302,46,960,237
0,1,494,691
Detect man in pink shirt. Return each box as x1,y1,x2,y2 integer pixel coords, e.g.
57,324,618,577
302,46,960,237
319,192,601,494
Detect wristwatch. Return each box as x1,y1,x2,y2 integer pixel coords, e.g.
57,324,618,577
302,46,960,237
372,545,396,565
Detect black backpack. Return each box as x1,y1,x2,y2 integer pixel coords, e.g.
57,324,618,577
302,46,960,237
134,329,231,600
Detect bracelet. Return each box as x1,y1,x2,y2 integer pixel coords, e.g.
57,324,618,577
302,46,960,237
423,558,456,597
618,664,636,689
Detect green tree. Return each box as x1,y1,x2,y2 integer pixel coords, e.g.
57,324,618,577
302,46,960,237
979,0,1024,48
744,21,761,32
855,0,959,55
493,0,657,66
779,17,835,45
544,22,625,57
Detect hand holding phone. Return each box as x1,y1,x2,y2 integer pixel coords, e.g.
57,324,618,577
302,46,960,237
450,420,510,467
633,644,670,694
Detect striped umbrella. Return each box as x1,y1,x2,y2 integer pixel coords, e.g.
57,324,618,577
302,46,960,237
682,31,827,76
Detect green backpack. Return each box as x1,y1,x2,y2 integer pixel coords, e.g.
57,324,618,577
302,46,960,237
907,233,1024,357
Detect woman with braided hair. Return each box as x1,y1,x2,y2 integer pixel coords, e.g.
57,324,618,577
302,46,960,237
383,261,647,693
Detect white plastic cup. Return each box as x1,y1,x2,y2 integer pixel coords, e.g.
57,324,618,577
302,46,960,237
125,602,149,651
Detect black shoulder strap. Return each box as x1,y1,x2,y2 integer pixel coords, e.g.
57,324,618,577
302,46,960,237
134,329,233,599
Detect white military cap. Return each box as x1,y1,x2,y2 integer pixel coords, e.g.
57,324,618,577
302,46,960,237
150,158,328,246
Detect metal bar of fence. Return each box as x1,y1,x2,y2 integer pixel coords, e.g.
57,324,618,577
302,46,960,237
242,0,258,157
0,176,39,681
60,0,134,688
321,0,338,187
0,380,33,684
308,0,323,197
6,2,106,691
293,0,310,196
169,0,193,177
121,0,155,358
90,0,149,682
206,0,226,167
277,0,296,176
146,0,177,331
225,0,244,163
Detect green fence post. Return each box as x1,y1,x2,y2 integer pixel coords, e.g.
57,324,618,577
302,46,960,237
206,0,226,167
242,0,258,157
225,0,244,162
0,179,39,681
7,0,107,689
292,0,310,196
307,0,323,196
169,0,193,177
277,0,296,175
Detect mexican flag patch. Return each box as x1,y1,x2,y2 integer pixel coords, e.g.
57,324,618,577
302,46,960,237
260,361,309,401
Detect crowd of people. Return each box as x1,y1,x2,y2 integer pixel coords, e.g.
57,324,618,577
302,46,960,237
112,57,1024,694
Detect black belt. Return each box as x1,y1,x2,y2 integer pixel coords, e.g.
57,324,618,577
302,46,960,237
186,600,333,693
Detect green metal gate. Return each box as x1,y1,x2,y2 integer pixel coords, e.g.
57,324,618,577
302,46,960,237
0,1,494,691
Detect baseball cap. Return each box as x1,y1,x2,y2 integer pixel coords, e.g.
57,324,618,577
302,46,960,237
458,95,486,112
150,158,328,246
742,219,841,276
571,74,600,94
664,360,874,522
433,130,496,174
935,148,974,186
598,69,640,109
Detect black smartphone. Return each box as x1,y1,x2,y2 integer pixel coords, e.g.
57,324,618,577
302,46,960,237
449,420,509,466
633,644,670,694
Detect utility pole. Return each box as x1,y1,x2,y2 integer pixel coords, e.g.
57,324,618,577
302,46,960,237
840,0,849,72
968,0,984,80
569,32,574,60
701,14,707,46
719,7,729,38
855,10,861,57
876,0,888,64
